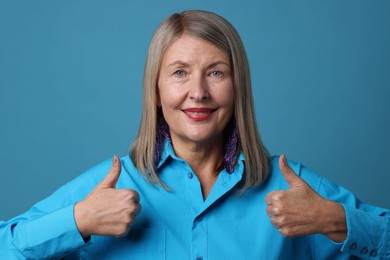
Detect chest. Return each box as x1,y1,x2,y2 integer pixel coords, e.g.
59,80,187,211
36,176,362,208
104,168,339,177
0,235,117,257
78,186,313,259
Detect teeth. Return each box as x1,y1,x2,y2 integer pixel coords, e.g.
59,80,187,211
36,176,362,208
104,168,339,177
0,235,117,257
186,111,208,114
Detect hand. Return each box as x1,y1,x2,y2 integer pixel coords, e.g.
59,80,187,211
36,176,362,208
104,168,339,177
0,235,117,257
74,155,142,238
265,155,347,242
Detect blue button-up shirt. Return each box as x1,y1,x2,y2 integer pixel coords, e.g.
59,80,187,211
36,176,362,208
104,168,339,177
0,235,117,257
1,140,389,259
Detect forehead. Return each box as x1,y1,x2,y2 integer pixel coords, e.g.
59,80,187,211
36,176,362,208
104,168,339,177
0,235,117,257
162,34,229,64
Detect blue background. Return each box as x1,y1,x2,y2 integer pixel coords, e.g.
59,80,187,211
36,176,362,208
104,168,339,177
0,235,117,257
1,0,389,220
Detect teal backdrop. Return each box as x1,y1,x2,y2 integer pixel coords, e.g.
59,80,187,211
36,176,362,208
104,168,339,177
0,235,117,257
0,0,389,220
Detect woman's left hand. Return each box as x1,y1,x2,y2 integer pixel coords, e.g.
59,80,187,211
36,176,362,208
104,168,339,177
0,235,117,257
265,155,347,242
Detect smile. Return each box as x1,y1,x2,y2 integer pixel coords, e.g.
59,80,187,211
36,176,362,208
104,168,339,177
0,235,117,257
182,108,216,121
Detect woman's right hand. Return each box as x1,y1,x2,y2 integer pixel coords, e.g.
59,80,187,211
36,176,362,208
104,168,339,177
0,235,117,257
74,156,141,239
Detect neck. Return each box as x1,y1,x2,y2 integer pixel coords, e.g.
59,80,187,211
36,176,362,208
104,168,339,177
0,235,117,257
171,136,224,199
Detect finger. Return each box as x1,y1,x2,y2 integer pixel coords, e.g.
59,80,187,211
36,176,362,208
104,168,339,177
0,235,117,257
121,189,140,203
132,190,140,204
279,154,301,188
265,191,276,205
132,203,142,217
99,155,122,189
266,204,279,218
269,217,282,229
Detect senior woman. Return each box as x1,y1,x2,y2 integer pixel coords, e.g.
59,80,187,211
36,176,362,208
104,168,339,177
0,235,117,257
0,10,389,260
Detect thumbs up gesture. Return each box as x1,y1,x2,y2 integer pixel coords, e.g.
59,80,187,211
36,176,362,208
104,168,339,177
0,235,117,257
74,156,142,238
265,155,347,242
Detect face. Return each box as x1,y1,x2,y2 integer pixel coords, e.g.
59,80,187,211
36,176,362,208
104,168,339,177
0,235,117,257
157,34,234,148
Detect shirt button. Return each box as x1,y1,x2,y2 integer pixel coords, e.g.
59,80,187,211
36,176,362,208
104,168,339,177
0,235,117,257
360,247,368,254
370,249,377,257
187,172,193,179
350,242,358,250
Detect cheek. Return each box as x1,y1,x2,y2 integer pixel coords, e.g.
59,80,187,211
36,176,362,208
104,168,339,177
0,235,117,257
158,80,187,109
157,80,170,107
158,87,181,111
157,76,174,107
217,86,234,108
221,88,235,119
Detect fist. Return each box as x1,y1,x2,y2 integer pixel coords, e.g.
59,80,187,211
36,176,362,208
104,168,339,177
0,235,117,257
74,156,142,238
265,155,346,241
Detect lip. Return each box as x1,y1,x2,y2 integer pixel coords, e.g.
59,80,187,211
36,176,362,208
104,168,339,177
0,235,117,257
182,107,216,121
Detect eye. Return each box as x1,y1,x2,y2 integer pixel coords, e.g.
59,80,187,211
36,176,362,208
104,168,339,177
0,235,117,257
174,70,186,77
210,71,222,77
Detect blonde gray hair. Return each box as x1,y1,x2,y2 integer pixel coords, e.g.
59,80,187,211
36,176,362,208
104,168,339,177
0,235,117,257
131,10,269,191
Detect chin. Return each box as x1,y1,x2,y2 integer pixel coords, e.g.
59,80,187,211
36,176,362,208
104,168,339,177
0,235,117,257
187,132,223,145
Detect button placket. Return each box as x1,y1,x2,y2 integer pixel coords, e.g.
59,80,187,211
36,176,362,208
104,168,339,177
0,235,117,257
191,213,207,260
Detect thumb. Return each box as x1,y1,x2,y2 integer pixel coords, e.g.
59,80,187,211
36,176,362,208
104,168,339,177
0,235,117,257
279,154,302,188
99,155,122,189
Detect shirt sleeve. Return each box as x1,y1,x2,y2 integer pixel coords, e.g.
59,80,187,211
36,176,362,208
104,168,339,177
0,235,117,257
0,159,112,259
299,164,390,259
340,204,389,258
0,182,87,259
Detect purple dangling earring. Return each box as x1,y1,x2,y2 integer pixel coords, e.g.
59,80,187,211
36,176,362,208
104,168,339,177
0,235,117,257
224,120,239,173
153,120,171,169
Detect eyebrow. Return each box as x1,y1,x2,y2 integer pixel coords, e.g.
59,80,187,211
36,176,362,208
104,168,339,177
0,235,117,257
167,60,190,68
167,60,230,69
206,61,230,70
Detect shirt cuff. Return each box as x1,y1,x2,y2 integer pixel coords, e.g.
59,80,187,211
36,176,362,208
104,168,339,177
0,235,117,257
12,204,87,259
340,204,389,258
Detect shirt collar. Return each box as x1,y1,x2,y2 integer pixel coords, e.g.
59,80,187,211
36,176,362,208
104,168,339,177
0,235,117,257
157,138,245,173
156,138,176,169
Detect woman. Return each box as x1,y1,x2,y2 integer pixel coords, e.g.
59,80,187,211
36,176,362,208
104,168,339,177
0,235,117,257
0,10,389,259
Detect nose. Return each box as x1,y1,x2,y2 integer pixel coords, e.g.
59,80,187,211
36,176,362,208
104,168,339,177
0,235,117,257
189,74,209,102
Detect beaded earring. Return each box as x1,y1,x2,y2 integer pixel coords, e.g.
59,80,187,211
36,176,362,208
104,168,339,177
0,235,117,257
223,120,239,173
153,120,171,169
